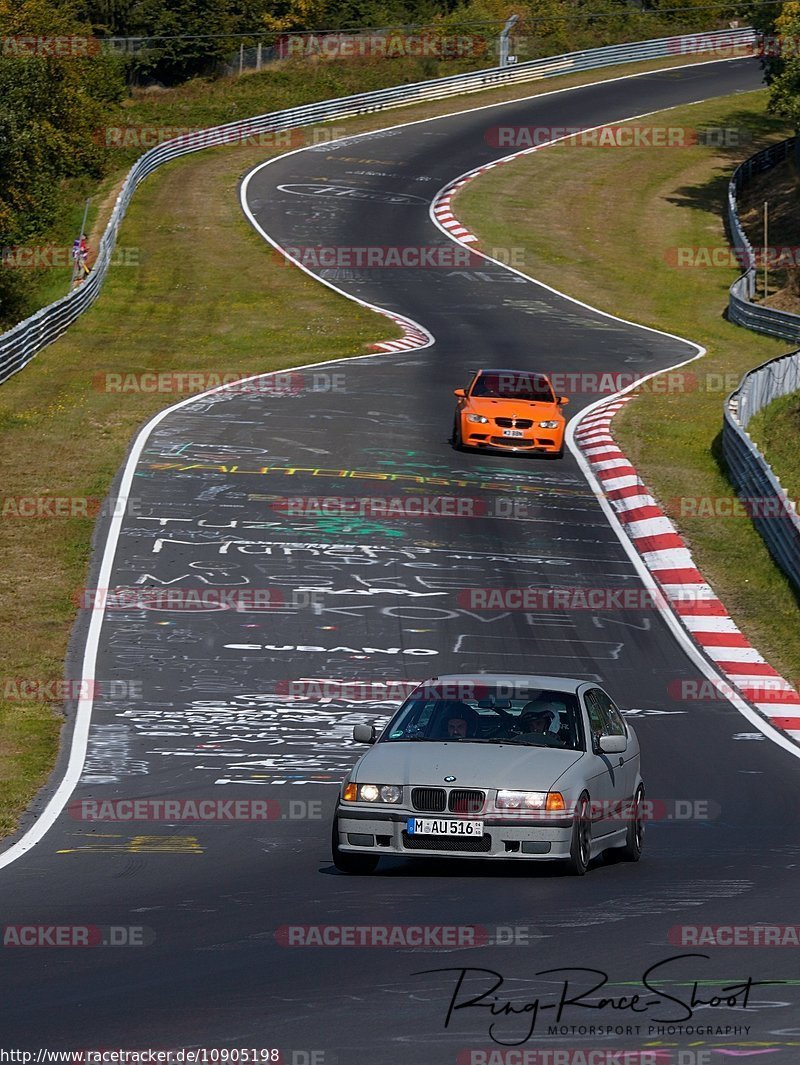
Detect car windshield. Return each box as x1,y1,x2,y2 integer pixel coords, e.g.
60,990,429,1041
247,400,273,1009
382,685,584,751
470,372,555,402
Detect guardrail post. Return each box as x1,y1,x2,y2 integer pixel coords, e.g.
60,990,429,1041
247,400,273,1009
0,26,759,387
499,15,519,67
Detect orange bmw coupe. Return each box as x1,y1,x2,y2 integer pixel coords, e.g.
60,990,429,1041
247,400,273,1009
452,368,569,457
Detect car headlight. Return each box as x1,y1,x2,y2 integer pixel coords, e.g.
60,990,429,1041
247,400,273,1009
496,791,566,811
466,414,489,424
496,790,548,810
539,421,560,429
344,783,403,803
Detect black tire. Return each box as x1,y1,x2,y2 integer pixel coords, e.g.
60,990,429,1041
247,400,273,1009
564,794,591,876
331,817,379,874
451,414,463,451
617,785,645,862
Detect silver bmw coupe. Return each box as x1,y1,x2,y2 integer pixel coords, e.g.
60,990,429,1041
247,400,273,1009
331,674,644,876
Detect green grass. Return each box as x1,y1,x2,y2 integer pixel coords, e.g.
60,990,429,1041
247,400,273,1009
455,89,800,685
748,390,800,506
0,139,398,836
0,52,727,842
13,49,726,326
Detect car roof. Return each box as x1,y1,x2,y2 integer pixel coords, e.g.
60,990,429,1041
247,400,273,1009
418,674,589,694
473,368,551,377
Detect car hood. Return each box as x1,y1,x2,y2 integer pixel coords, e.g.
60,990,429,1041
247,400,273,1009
353,741,584,791
466,397,562,419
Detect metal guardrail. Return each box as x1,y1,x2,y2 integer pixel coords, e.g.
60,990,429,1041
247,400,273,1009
0,26,757,386
727,136,800,341
724,137,800,592
723,350,800,593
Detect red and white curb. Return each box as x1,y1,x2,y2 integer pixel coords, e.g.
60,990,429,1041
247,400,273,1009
431,132,800,747
575,396,800,740
433,180,480,243
432,158,519,244
369,309,432,353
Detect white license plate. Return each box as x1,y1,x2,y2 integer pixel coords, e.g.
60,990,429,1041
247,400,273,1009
502,429,524,438
407,818,484,837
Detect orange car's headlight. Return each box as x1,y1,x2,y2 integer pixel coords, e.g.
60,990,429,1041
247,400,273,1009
466,414,489,424
539,421,560,429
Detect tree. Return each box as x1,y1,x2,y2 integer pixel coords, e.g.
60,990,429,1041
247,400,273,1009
0,0,125,325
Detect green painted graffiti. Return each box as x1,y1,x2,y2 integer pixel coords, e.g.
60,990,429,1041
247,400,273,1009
301,514,406,538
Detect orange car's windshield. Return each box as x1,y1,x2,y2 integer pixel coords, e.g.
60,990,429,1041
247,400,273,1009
470,372,554,402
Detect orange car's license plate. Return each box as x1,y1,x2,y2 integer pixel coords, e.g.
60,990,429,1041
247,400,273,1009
502,429,524,438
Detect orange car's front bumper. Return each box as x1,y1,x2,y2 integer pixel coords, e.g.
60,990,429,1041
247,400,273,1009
460,416,564,453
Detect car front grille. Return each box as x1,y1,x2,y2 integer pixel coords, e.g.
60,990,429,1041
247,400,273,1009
411,787,447,812
448,789,485,814
402,832,492,853
495,418,533,429
490,436,535,447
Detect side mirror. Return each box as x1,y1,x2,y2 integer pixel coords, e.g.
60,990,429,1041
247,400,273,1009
353,723,377,744
598,734,627,755
453,388,466,398
558,396,569,406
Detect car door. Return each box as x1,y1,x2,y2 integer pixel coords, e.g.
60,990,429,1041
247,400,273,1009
582,688,628,842
592,687,638,804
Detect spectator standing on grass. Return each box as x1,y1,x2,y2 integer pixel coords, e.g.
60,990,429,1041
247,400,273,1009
72,234,90,287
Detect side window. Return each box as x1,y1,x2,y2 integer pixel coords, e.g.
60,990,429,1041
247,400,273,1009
604,700,626,737
584,690,606,736
587,689,626,737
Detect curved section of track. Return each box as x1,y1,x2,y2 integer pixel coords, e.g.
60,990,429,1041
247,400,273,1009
2,58,798,1064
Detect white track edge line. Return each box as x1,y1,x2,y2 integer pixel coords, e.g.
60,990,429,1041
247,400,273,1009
426,106,800,760
0,55,765,872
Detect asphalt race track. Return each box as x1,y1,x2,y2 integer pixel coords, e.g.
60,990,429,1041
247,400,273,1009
3,57,800,1064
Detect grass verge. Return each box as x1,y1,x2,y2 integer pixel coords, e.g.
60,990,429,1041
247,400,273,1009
15,49,734,324
748,391,800,507
455,89,800,686
0,53,732,841
737,149,800,312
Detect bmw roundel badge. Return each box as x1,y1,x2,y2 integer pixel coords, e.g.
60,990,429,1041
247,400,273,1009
444,776,456,782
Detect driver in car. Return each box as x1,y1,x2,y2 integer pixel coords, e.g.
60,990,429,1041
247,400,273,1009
515,701,565,743
442,702,479,739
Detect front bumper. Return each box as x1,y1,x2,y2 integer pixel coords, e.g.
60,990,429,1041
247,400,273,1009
462,428,563,453
335,806,574,861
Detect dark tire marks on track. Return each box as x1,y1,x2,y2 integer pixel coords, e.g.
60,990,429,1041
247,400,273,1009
2,59,799,1062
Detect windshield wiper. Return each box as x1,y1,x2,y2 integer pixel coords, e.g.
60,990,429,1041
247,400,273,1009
466,737,513,744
